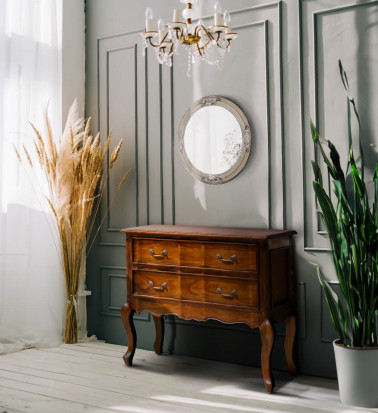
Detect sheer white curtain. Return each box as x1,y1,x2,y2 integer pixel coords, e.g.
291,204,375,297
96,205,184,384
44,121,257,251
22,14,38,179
0,0,65,354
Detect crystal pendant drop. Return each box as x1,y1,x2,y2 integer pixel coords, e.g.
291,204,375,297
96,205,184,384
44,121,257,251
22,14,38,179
187,47,192,77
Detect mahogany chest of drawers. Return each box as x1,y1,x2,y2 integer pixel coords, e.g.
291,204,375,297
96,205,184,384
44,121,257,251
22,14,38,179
120,225,297,393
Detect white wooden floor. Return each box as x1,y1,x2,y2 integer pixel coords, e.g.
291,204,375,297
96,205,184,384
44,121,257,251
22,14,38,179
0,342,376,413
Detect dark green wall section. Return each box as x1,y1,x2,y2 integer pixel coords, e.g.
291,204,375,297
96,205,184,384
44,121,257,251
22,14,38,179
85,0,378,379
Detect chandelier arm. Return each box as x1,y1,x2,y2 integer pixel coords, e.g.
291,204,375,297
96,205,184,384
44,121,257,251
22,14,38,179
202,26,215,41
147,37,160,48
194,25,205,37
148,32,172,49
168,42,174,56
196,43,203,56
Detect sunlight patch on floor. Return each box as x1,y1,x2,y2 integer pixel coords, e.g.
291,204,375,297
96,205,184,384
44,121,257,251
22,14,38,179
110,406,166,413
201,383,372,413
152,395,269,412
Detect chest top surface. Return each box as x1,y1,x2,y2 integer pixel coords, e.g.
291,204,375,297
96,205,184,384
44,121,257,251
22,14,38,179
121,224,296,242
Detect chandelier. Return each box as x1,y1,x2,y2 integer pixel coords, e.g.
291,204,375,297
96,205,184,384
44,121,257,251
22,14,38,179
140,1,238,77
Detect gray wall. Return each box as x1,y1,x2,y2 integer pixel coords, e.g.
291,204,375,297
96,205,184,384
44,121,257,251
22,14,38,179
85,0,378,378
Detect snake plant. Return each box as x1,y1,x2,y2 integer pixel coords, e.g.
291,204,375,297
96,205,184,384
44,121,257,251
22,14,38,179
310,61,378,348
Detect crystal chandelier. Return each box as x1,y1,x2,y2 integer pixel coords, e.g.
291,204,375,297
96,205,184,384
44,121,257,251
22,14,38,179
140,1,238,77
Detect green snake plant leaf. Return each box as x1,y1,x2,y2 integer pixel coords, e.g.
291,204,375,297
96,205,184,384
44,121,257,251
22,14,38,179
313,181,338,245
351,163,365,198
334,180,353,223
328,141,345,189
311,122,338,180
349,97,361,127
374,164,378,228
311,160,323,185
338,60,349,92
311,262,348,345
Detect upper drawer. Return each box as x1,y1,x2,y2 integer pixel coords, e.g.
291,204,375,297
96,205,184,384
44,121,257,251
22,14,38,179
133,238,257,272
133,239,179,265
203,242,257,271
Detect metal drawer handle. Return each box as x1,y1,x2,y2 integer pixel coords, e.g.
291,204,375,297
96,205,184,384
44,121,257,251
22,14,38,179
216,253,237,264
217,288,237,298
149,281,167,291
149,248,168,259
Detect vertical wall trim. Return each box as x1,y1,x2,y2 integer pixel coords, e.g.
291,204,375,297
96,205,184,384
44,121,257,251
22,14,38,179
170,63,176,225
298,0,307,250
313,11,323,233
159,64,164,224
96,39,101,138
278,0,286,229
297,281,307,339
264,20,272,229
145,51,150,225
134,44,139,226
105,50,111,229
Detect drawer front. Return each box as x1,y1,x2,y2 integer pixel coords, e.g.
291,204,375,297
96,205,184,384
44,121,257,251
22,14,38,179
133,239,179,265
204,277,259,307
204,242,257,271
133,271,180,299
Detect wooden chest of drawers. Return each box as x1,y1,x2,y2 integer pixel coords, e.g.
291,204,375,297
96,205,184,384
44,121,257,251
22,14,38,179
120,225,297,393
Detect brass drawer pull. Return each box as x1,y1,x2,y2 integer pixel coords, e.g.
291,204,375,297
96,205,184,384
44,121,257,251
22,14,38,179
216,253,237,264
217,288,237,298
149,281,167,291
149,249,168,259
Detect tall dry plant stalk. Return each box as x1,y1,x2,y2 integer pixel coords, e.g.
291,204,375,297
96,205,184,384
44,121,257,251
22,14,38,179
16,100,129,343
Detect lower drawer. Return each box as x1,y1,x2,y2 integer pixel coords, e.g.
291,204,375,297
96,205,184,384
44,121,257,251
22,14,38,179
132,270,259,308
133,271,180,299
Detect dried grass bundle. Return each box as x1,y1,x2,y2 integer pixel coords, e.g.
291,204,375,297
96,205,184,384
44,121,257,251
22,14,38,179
18,100,129,343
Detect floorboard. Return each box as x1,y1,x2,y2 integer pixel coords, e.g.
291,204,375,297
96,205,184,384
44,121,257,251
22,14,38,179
0,343,377,413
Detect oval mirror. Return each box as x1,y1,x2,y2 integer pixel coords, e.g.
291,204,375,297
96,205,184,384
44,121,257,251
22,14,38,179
178,96,251,184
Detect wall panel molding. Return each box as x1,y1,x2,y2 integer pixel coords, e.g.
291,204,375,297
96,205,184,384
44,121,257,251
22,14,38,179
172,2,285,229
299,0,378,252
99,266,149,321
96,30,146,247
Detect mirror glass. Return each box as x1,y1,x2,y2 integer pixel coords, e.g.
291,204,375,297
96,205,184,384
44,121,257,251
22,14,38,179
184,106,242,175
179,96,251,184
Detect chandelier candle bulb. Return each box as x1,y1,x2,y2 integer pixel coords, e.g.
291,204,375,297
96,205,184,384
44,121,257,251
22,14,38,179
145,7,153,32
158,18,165,42
173,9,180,22
214,1,222,26
224,10,231,33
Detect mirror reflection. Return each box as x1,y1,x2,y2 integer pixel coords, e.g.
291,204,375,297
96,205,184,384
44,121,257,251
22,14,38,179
184,106,242,175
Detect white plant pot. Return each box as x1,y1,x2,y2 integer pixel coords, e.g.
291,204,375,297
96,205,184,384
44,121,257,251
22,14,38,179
333,340,378,408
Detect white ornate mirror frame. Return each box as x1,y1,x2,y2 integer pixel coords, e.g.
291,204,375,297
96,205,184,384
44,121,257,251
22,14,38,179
178,95,252,184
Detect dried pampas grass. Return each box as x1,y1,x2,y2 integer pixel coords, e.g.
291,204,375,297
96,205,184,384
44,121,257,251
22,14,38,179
17,100,129,343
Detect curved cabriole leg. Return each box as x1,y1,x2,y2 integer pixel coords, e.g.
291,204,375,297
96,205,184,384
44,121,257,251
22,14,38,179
284,315,297,376
121,303,136,367
153,315,164,355
259,318,275,393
